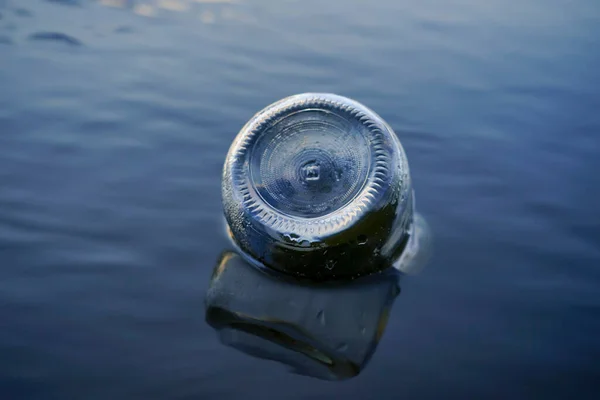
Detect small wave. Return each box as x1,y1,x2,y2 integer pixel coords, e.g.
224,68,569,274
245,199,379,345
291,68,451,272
0,35,12,45
114,26,134,34
44,0,82,6
28,32,83,46
14,8,33,17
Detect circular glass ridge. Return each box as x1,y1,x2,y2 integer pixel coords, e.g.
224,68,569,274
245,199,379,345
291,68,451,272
228,93,395,238
249,109,372,218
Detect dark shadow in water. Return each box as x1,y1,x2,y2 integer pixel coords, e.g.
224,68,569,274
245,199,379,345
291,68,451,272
205,251,401,381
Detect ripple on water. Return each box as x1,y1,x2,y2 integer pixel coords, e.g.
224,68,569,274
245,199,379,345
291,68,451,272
44,0,82,6
28,31,83,46
114,26,134,34
14,8,33,17
0,34,12,45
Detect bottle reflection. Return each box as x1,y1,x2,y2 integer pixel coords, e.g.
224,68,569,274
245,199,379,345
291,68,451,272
205,251,401,380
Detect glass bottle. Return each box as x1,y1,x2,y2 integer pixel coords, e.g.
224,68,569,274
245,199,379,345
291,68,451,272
222,93,426,280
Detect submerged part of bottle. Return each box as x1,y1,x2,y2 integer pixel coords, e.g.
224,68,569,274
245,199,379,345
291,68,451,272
205,251,400,380
222,93,419,280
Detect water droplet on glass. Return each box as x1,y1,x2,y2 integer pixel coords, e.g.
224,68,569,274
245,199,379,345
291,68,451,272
325,260,337,270
336,343,348,352
316,310,326,325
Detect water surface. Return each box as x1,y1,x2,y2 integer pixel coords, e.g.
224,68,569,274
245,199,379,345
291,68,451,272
1,0,599,398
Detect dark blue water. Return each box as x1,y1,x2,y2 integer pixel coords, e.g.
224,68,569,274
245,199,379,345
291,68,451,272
1,0,599,398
